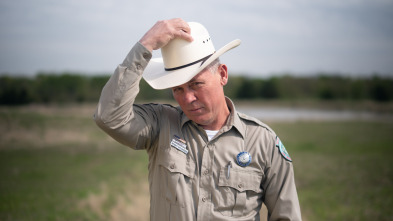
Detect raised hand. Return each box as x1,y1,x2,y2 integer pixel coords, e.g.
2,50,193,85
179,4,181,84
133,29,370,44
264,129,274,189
139,18,194,52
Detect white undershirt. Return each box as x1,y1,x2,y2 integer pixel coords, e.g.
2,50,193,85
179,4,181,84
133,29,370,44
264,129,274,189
205,129,219,141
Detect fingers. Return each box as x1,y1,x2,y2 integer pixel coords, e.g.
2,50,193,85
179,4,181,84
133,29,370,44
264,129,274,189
175,27,194,42
139,18,193,52
163,18,193,42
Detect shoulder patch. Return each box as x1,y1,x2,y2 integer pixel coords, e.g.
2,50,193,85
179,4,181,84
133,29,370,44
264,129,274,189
275,136,292,162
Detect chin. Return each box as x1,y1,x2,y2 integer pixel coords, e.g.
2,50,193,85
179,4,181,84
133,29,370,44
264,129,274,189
190,117,209,125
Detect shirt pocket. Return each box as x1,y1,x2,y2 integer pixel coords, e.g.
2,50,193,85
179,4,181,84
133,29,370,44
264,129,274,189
157,147,196,208
216,167,263,217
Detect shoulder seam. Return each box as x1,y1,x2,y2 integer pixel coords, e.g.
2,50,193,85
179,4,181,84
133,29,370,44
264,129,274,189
237,112,276,135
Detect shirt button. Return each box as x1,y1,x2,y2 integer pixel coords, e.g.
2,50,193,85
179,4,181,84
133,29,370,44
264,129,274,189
143,52,151,60
202,197,207,202
238,183,243,189
203,170,209,175
136,64,142,70
170,164,175,169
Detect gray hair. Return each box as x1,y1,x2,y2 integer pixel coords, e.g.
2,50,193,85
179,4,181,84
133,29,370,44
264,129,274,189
204,58,221,74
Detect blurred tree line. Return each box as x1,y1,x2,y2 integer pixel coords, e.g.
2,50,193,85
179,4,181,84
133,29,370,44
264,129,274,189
0,72,392,105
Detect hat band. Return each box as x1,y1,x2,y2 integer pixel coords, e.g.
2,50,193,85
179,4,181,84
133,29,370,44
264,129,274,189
164,53,214,71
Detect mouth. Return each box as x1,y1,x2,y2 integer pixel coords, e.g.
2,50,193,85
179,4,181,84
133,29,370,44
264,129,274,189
189,107,203,113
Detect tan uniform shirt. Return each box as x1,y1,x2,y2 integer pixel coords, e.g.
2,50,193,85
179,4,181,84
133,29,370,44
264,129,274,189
94,42,302,221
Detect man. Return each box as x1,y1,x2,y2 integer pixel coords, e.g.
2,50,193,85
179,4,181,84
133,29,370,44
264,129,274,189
94,18,302,221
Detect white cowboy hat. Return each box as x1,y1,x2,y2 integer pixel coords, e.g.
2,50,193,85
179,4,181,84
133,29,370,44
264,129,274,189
143,22,241,89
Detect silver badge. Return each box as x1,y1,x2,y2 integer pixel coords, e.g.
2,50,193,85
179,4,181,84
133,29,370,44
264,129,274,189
236,151,251,167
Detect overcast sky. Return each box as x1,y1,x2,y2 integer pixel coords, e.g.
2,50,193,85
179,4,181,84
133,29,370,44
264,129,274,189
1,0,392,77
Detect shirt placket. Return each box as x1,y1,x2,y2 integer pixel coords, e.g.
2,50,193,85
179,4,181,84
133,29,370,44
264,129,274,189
197,141,215,221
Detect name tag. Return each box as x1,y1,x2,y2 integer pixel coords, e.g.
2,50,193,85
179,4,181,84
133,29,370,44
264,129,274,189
170,135,188,154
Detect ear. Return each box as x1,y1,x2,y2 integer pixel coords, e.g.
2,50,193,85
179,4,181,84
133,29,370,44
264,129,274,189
218,64,228,86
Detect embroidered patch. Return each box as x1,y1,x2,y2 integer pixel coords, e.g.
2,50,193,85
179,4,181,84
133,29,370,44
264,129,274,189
170,135,188,154
275,136,292,162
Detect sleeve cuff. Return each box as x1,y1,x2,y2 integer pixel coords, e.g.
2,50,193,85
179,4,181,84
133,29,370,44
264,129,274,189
121,42,153,75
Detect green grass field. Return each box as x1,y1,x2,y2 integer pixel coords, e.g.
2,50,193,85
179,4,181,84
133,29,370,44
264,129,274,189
0,104,392,221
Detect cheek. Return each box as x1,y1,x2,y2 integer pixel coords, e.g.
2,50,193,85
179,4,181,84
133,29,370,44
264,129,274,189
198,95,214,109
176,99,185,108
173,94,183,105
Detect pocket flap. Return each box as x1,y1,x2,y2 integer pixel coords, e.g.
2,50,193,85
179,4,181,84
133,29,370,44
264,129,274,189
157,147,196,178
218,168,262,193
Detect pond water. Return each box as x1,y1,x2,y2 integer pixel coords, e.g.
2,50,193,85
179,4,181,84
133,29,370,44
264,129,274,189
236,106,393,122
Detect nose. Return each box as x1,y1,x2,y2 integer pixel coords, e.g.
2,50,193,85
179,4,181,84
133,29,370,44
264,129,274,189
183,89,197,104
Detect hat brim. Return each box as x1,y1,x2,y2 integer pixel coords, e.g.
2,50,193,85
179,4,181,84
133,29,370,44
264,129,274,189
143,39,241,90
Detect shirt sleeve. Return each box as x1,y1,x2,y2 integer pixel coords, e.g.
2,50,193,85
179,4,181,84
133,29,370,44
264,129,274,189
262,136,302,221
93,42,159,150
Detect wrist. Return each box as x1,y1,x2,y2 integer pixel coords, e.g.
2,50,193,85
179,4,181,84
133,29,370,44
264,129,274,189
138,38,153,52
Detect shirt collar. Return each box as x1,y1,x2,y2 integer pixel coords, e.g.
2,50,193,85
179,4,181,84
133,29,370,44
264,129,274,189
179,97,246,139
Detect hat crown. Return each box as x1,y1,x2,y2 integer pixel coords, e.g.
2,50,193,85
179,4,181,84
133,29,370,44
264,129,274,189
162,22,216,69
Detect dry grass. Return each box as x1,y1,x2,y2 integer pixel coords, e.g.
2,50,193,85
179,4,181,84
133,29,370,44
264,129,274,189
78,181,150,221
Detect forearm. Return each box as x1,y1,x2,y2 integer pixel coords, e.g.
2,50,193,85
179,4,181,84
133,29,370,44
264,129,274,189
263,138,302,221
94,42,152,146
265,165,302,221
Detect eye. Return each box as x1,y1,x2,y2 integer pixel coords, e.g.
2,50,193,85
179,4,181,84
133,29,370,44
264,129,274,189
190,81,203,89
172,87,183,94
